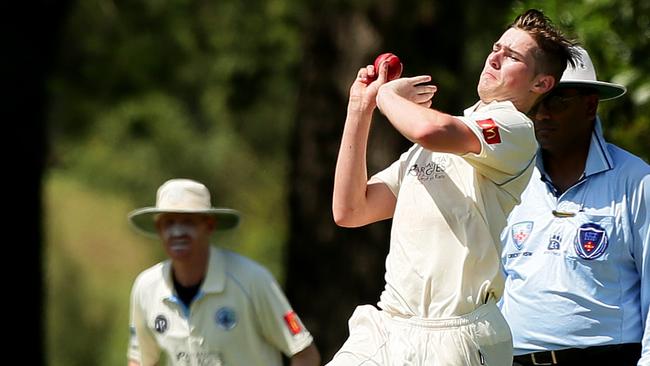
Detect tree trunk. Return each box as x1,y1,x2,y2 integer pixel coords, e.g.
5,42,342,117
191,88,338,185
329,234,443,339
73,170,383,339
7,1,71,364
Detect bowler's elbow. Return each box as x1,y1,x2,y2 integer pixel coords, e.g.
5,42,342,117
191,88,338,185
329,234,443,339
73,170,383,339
410,122,448,149
332,205,362,228
416,117,478,154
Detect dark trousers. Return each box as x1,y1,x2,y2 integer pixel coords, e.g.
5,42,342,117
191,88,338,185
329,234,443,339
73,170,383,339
512,343,641,366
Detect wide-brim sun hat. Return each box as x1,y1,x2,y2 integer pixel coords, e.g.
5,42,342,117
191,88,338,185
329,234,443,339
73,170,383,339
558,46,626,101
128,178,240,238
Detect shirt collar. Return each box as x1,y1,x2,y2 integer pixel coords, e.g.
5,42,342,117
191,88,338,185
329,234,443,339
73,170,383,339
161,246,227,296
202,246,227,293
584,116,614,176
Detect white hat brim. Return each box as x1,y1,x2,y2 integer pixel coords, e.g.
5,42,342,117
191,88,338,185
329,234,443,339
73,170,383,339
128,207,241,239
558,79,627,101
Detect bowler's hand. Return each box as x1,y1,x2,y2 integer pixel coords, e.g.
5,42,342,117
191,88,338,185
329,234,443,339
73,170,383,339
348,58,402,113
377,76,437,110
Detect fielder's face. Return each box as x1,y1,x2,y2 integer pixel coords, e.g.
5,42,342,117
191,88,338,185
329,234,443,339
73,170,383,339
155,213,215,262
477,28,544,108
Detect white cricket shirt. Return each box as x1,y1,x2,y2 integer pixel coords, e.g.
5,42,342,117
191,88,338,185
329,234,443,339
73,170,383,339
371,100,537,318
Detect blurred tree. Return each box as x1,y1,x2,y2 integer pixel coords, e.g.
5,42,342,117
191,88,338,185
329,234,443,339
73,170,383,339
48,0,303,204
47,0,310,284
285,0,513,360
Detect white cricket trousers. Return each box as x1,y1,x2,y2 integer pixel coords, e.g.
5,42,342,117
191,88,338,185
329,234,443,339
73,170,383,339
326,300,512,366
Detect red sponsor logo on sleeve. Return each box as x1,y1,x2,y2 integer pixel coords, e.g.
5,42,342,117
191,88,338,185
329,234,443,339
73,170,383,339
476,118,501,144
283,311,302,335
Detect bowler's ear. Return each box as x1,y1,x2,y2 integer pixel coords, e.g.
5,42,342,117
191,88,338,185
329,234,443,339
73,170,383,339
532,75,555,94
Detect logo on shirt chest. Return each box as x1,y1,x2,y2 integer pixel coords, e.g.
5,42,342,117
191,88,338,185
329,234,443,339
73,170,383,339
574,223,608,260
511,221,533,250
547,234,562,250
408,157,449,181
175,350,224,366
215,307,238,330
154,314,169,334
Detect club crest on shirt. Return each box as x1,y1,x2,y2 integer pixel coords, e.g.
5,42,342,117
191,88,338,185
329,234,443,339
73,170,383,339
511,221,533,250
154,314,168,334
574,223,608,260
547,234,562,250
283,310,303,335
407,156,450,181
215,307,238,330
476,118,501,144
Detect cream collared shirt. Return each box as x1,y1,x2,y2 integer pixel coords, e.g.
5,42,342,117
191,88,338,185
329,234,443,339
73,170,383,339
371,100,537,318
128,246,313,365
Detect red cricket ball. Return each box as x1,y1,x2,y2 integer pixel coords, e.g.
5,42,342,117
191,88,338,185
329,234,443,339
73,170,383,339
370,52,402,82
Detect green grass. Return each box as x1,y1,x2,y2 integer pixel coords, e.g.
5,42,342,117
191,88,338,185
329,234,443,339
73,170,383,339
45,173,164,366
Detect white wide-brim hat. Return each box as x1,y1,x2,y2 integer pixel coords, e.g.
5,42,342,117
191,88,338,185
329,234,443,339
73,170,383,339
128,178,240,238
558,46,626,101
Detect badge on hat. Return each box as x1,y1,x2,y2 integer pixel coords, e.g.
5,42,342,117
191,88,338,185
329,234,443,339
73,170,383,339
574,223,608,259
511,221,533,250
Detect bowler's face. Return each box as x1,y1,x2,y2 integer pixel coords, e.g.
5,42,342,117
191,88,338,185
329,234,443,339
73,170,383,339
155,213,214,261
478,28,539,107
